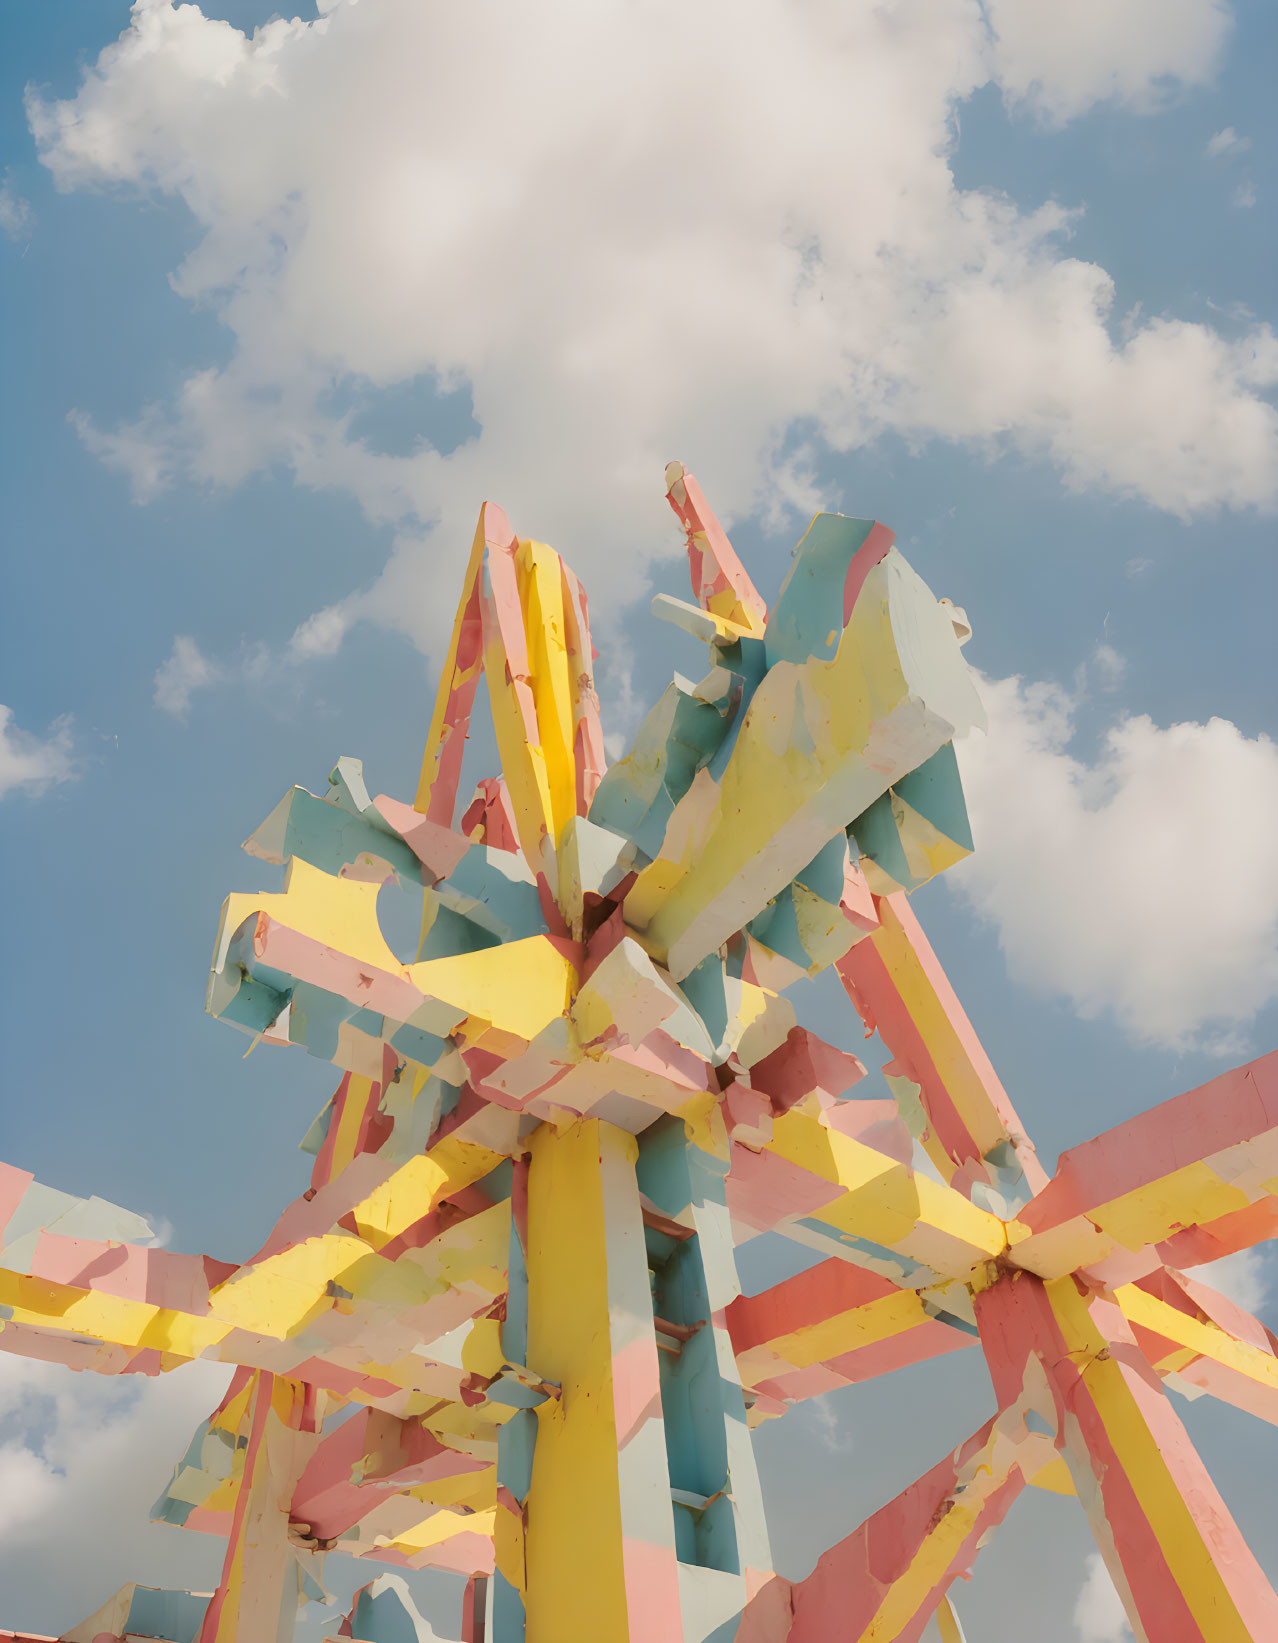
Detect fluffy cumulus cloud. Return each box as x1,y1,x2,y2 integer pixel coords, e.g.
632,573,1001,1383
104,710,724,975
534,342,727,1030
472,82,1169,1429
153,633,221,718
153,632,272,719
1194,1246,1272,1315
26,0,1277,659
1206,125,1251,159
951,672,1278,1050
0,1353,230,1631
986,0,1231,124
1074,1552,1133,1642
0,175,33,241
0,704,76,798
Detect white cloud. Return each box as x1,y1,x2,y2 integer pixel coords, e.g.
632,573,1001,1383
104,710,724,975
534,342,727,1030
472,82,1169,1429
808,1393,854,1452
951,673,1278,1050
1206,126,1251,159
288,602,355,662
26,0,1277,664
1192,1247,1271,1315
0,705,76,799
0,1354,231,1633
0,176,33,242
1233,180,1257,210
0,1439,60,1535
987,0,1231,125
153,634,220,719
1083,642,1126,692
1074,1552,1133,1642
69,405,174,502
153,633,272,719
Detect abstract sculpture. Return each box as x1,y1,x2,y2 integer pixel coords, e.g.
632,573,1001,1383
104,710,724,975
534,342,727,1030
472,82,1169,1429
3,465,1277,1643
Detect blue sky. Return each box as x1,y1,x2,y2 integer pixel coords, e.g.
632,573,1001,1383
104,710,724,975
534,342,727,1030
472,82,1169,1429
0,2,1275,1638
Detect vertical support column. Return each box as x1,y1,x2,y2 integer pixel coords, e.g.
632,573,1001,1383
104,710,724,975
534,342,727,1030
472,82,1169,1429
462,1575,490,1643
976,1270,1278,1643
522,1119,684,1643
492,1411,536,1642
198,1371,322,1643
637,1110,775,1638
492,1156,533,1640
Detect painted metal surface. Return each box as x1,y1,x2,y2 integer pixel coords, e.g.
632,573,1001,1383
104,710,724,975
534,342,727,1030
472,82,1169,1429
3,467,1275,1642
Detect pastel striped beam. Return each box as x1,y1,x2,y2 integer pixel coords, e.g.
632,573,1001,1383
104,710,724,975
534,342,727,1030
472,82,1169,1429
198,1371,323,1643
724,1255,1278,1435
161,1374,516,1549
1,1138,512,1402
254,1114,508,1263
208,1195,511,1340
311,1485,499,1575
0,1264,501,1411
158,1365,267,1533
480,534,604,934
309,1067,394,1193
835,892,1046,1207
209,855,577,1061
556,558,606,817
730,1109,1006,1285
976,1270,1278,1642
522,1119,685,1643
244,767,442,891
0,1256,499,1416
0,1250,228,1364
0,1160,159,1270
4,1223,235,1316
1009,1051,1278,1283
1158,1199,1278,1272
289,1408,492,1545
664,461,767,638
0,1313,177,1380
10,1163,507,1350
1117,1269,1278,1426
0,1096,478,1326
415,503,514,824
784,1408,1053,1643
725,1257,974,1422
1163,1265,1278,1354
351,1511,497,1578
935,1595,966,1643
625,532,982,981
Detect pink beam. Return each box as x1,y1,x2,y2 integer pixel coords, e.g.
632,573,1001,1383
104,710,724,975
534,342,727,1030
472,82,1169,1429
198,1371,322,1643
1122,1267,1278,1427
784,1411,1046,1643
1012,1050,1278,1283
664,461,767,636
23,1234,235,1312
559,559,606,814
726,1258,973,1419
976,1269,1278,1642
415,502,516,825
836,893,1047,1202
290,1408,488,1543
